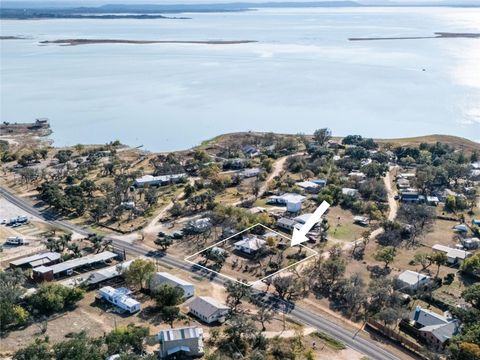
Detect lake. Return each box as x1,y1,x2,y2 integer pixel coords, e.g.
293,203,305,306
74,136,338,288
1,7,479,151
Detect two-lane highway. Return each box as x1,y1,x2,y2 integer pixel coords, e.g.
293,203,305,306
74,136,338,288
0,186,402,360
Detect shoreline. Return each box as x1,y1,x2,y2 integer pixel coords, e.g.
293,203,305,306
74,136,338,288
40,39,258,46
349,32,480,41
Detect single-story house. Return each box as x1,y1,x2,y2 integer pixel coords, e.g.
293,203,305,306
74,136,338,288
32,251,117,282
432,244,472,265
296,181,320,193
185,218,212,234
397,270,431,293
277,217,300,232
342,188,359,197
268,193,306,213
150,272,195,298
460,238,480,250
234,235,266,255
10,252,61,269
311,179,327,187
187,296,230,324
426,196,439,206
98,286,140,314
294,213,314,225
348,171,366,179
398,173,416,180
411,306,459,349
158,326,204,359
134,173,186,187
396,178,410,189
242,145,260,158
353,216,369,226
400,191,424,204
241,168,261,178
470,169,480,181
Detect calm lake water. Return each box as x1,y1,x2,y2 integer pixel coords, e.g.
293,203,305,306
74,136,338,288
1,7,479,151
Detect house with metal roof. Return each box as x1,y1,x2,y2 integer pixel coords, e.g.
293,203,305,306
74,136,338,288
432,244,472,265
342,187,359,197
267,193,306,213
397,270,431,293
158,326,204,359
98,286,140,314
134,173,186,187
276,217,301,232
32,251,117,282
234,235,266,255
187,296,230,324
9,252,61,269
296,181,320,193
150,272,195,298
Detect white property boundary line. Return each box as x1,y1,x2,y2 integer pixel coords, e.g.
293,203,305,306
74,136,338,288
184,223,319,287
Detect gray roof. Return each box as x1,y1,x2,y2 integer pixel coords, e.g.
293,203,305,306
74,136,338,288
154,272,194,287
10,252,61,267
412,307,450,327
188,296,229,318
420,321,459,343
158,327,203,342
33,251,117,274
277,218,296,227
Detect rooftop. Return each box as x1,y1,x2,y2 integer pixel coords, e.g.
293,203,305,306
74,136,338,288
33,251,117,274
188,296,229,318
398,270,430,286
158,326,203,342
10,252,61,267
154,272,194,287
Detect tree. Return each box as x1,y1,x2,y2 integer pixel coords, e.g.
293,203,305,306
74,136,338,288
154,235,173,252
152,284,184,308
152,284,184,328
223,314,260,353
27,283,84,315
462,284,480,309
432,251,448,278
313,128,332,147
253,306,274,331
13,338,52,360
461,253,480,277
374,246,396,269
123,259,155,290
414,252,434,272
398,204,436,247
225,280,252,313
105,324,149,354
53,331,104,360
0,269,28,331
272,275,303,301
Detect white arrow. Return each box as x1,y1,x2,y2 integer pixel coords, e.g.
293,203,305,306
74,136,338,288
291,201,330,246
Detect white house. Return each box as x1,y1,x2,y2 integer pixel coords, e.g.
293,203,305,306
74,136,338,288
342,188,359,197
150,272,195,298
240,168,261,178
268,193,306,213
432,244,472,265
397,270,431,292
98,286,140,314
134,173,186,187
234,235,266,255
277,217,300,231
296,181,320,193
187,296,230,324
158,326,204,359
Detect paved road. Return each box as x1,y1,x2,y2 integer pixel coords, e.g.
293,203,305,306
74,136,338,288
0,186,402,360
